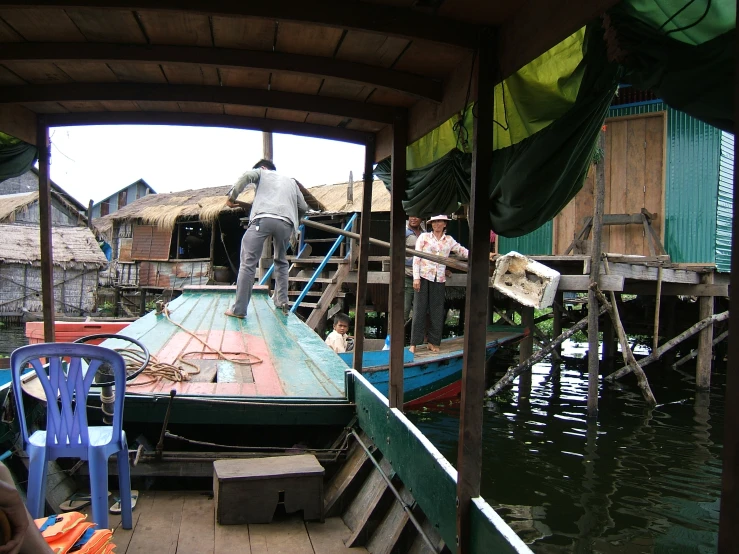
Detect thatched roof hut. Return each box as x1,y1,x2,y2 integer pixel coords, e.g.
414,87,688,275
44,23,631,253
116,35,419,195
93,182,325,237
307,180,390,213
0,190,85,224
0,224,107,268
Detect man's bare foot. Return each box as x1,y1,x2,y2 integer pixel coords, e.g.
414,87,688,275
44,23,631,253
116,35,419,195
224,310,245,319
409,345,415,354
429,344,440,353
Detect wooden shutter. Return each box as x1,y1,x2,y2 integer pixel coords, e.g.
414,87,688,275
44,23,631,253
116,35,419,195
131,225,172,261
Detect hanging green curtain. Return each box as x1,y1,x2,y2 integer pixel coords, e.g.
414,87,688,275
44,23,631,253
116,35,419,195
0,132,38,182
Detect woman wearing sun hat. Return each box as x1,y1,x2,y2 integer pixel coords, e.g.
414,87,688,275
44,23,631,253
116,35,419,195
410,214,469,353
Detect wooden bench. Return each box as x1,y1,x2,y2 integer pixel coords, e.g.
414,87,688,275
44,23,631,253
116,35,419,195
213,455,325,525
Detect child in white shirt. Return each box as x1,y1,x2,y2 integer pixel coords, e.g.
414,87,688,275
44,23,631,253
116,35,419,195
325,313,351,353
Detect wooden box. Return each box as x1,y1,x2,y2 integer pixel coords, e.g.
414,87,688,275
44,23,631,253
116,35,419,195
213,455,325,525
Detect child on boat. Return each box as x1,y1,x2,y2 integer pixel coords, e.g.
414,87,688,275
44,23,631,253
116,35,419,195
325,313,353,353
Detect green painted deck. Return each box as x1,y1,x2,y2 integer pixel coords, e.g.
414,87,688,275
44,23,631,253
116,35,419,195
105,286,347,400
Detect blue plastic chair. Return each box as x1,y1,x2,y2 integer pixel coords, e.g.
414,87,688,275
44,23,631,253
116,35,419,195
10,343,133,530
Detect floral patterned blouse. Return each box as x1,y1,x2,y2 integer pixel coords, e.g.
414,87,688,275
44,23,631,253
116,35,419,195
412,232,469,283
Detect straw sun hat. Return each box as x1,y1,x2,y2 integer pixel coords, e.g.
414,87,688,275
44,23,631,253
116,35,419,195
427,214,450,222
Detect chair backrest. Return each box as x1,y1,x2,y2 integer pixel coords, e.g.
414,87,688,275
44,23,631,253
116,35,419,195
10,343,127,456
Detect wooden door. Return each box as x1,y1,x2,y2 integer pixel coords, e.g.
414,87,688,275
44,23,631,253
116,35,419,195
553,113,665,256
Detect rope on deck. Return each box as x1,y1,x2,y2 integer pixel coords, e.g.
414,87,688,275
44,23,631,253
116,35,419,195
117,304,265,387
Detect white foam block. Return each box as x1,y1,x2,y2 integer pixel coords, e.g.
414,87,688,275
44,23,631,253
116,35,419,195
492,251,561,309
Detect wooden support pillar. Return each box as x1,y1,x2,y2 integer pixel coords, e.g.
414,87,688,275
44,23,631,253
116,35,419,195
718,28,738,550
87,199,94,229
587,131,606,418
262,131,273,161
696,273,714,389
388,112,407,409
37,119,55,342
552,291,564,361
456,29,492,554
602,316,616,362
518,306,534,399
139,289,147,317
353,137,375,372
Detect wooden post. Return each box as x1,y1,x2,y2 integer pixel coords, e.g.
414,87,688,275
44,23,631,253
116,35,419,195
87,199,94,229
602,316,616,362
696,272,714,389
518,307,534,399
139,289,147,317
587,131,606,418
37,119,55,342
388,112,407,410
653,265,663,352
353,137,375,372
718,30,738,550
552,291,563,361
456,29,491,554
262,131,273,161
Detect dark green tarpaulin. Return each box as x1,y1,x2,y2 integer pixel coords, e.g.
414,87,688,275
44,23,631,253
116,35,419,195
0,133,38,182
376,24,618,237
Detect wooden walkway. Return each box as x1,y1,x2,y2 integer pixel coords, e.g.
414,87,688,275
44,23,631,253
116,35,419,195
96,491,368,553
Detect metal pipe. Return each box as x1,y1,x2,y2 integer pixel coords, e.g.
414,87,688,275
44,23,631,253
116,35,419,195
290,213,357,313
301,217,469,272
349,428,441,554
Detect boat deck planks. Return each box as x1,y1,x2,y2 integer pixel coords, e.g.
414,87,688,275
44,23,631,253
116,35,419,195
98,490,367,554
103,287,347,400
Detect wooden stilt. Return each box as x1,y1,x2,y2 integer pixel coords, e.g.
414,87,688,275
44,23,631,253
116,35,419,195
352,137,375,371
587,131,606,418
696,272,715,389
37,119,55,342
652,265,663,353
519,306,534,399
456,29,491,554
552,291,564,361
487,305,607,397
602,316,616,362
593,285,657,407
388,112,407,410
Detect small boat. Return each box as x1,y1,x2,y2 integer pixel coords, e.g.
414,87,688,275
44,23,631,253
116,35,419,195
338,328,526,408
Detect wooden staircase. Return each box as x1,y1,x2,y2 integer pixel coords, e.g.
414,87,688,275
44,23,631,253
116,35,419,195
325,433,450,554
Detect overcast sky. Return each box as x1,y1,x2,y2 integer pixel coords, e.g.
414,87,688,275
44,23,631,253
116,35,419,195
46,125,366,204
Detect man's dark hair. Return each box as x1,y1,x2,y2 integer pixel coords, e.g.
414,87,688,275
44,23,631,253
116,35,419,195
333,312,351,326
253,159,276,171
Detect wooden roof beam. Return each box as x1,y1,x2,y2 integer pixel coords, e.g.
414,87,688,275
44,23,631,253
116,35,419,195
497,0,620,79
41,111,372,145
0,104,37,144
0,83,400,123
0,0,479,49
0,43,443,103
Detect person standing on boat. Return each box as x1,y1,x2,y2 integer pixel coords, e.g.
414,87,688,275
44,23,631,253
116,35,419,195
404,216,425,324
410,215,468,354
224,159,308,319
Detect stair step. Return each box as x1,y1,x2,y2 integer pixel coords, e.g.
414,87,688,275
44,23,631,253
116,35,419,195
287,290,322,297
286,256,346,263
304,238,344,243
290,277,336,283
292,302,319,309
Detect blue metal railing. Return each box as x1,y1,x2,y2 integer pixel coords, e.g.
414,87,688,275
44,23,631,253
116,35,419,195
258,222,305,286
290,213,357,313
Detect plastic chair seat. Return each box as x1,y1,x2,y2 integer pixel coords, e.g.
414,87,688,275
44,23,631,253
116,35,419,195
11,343,133,531
29,427,117,448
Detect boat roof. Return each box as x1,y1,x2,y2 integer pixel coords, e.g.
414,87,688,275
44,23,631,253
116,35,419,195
105,286,347,399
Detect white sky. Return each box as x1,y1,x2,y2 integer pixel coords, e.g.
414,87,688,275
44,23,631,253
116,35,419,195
46,125,366,204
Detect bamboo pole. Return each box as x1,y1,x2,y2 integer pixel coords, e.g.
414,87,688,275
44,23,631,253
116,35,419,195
592,286,657,407
301,218,469,271
653,265,663,352
606,310,730,381
485,305,607,397
673,330,729,370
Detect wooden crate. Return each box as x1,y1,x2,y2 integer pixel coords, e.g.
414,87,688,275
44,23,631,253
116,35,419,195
213,455,325,525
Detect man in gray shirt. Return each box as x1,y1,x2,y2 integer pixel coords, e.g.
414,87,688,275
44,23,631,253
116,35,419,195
224,159,308,318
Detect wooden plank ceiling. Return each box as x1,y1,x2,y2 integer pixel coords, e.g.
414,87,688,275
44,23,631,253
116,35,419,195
0,1,618,154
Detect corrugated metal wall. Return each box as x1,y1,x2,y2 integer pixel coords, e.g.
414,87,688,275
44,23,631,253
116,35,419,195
498,221,553,255
716,132,735,272
609,102,723,264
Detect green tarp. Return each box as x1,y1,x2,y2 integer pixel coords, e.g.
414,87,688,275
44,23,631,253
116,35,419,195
0,133,38,182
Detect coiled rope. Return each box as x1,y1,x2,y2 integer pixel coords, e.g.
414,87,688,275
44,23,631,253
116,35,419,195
114,304,264,387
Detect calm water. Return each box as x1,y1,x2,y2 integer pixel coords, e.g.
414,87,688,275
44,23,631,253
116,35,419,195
407,342,724,554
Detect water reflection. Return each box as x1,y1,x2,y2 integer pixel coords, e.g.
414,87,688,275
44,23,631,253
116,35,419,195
407,343,724,553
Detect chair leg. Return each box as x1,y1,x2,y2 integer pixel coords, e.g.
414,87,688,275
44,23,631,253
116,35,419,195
26,447,49,518
88,450,110,530
116,440,133,530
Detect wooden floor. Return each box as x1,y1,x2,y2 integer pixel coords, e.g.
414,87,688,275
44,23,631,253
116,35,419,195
96,491,368,553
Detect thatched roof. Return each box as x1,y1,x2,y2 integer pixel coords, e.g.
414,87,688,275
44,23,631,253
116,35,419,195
0,224,107,268
308,179,390,213
0,192,37,223
93,181,325,236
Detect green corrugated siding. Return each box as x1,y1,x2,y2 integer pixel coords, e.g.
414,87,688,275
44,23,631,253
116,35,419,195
608,102,723,264
716,132,734,272
498,221,553,255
